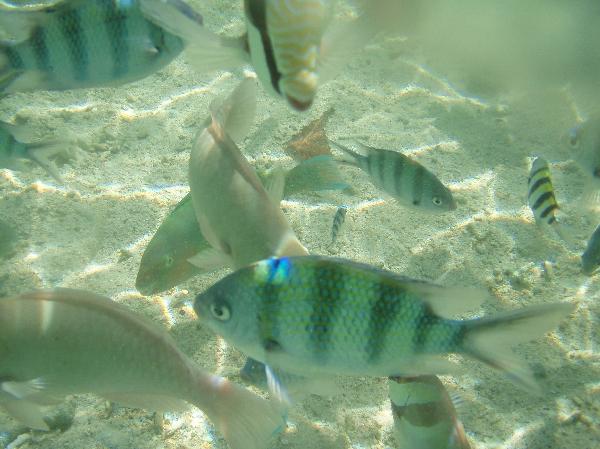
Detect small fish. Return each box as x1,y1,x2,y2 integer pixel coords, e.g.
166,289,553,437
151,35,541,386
135,192,212,296
330,140,457,212
188,78,308,271
194,255,574,391
0,0,198,92
568,114,600,195
527,157,573,243
330,205,347,245
528,157,560,226
0,122,77,182
582,224,600,275
389,375,471,449
0,289,284,449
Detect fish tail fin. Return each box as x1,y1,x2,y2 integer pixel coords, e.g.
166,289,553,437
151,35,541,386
139,0,247,72
461,302,574,392
328,139,361,166
26,139,84,183
195,379,285,449
552,221,579,247
209,77,257,143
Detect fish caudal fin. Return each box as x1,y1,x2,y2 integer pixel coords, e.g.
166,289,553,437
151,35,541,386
139,0,247,73
209,77,257,143
461,302,575,392
198,382,286,449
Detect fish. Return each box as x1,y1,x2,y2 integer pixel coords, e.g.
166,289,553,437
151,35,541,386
581,224,600,275
389,375,471,449
194,255,574,391
329,140,457,212
139,0,350,111
135,192,212,296
330,205,347,245
0,289,285,449
0,0,199,92
568,114,600,199
0,122,78,182
527,157,574,243
188,77,308,272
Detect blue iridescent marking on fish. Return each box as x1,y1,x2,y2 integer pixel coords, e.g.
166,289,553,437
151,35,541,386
266,257,292,284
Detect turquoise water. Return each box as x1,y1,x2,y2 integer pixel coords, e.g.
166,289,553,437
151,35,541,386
1,1,598,449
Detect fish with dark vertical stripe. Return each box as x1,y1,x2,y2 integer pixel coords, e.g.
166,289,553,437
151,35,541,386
329,140,456,212
194,255,574,392
0,0,199,92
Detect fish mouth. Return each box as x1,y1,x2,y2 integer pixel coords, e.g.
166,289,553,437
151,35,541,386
286,95,312,111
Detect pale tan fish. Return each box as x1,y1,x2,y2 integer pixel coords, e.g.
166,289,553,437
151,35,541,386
0,289,284,449
188,78,308,271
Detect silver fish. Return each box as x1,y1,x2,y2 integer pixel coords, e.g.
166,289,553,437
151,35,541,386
0,289,284,449
389,375,471,449
0,0,198,92
330,205,347,245
194,255,574,391
582,224,600,275
0,121,76,181
188,78,308,271
330,140,457,212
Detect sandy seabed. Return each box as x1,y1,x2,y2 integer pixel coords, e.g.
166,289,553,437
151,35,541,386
1,1,599,448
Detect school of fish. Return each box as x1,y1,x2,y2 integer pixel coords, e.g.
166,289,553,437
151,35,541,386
0,1,594,449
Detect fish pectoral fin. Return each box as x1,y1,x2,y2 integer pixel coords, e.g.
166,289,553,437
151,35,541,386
101,393,188,413
0,397,49,431
139,0,247,72
403,283,486,318
188,248,232,271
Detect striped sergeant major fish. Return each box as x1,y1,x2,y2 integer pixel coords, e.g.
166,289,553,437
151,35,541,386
389,375,471,449
527,157,573,243
0,0,200,93
330,140,457,213
188,77,308,272
330,205,347,245
0,289,284,449
140,0,332,111
582,223,600,276
0,121,79,182
194,255,574,392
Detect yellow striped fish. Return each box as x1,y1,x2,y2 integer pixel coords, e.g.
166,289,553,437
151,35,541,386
527,157,559,226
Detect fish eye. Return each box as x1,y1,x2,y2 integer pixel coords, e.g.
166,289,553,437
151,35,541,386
432,196,443,206
165,255,174,267
210,301,231,321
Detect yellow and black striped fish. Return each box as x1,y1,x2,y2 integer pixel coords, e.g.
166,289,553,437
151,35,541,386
527,157,560,226
0,0,201,92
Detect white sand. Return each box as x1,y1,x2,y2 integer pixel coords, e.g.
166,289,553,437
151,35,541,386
1,1,599,448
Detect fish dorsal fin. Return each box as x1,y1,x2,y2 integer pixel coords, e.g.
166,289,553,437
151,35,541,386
207,119,267,197
209,78,257,143
264,165,286,204
402,282,486,318
14,289,177,343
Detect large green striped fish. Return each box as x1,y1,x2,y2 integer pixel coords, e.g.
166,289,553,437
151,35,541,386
330,140,456,212
0,0,199,92
194,255,574,391
0,289,284,449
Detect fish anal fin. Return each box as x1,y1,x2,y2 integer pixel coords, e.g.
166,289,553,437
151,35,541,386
187,247,232,271
274,232,309,257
